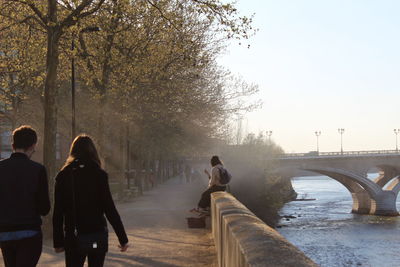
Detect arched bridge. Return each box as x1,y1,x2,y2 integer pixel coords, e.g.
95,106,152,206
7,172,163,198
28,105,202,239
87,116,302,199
275,150,400,216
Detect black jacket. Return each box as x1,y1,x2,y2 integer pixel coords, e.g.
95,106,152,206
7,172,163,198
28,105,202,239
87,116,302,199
52,158,128,248
0,152,50,232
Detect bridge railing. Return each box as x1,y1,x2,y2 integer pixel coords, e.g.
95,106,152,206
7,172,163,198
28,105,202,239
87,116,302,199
279,149,400,159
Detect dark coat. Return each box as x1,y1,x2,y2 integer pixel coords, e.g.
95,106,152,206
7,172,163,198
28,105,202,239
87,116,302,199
52,159,128,248
0,152,50,232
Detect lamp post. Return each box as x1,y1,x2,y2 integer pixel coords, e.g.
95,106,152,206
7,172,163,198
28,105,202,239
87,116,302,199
71,37,76,139
315,131,321,154
266,130,273,143
71,26,100,139
338,128,345,154
394,129,400,152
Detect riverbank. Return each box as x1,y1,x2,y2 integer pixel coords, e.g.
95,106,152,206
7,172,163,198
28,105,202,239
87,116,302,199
226,165,297,227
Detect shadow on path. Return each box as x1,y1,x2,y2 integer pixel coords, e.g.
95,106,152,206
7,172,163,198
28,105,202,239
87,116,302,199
129,233,214,247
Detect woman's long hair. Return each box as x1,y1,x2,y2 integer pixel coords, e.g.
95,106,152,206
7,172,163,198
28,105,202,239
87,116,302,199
62,134,101,170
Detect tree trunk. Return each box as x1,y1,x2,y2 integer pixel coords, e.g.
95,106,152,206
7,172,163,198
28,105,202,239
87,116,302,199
43,25,61,192
9,74,18,130
97,33,114,152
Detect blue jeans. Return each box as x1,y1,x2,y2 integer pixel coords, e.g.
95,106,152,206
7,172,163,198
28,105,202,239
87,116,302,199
0,232,42,267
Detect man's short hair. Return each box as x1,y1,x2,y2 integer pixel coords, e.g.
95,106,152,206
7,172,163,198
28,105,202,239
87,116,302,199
12,125,37,150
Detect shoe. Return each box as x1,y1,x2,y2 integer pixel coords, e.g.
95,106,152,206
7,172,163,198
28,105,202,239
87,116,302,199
198,207,208,213
197,208,210,217
190,208,200,213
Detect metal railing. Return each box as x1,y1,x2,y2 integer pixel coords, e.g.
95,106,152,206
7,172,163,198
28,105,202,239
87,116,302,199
278,150,400,159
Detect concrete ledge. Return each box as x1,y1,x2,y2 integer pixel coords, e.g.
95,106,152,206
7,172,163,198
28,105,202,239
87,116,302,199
211,192,317,267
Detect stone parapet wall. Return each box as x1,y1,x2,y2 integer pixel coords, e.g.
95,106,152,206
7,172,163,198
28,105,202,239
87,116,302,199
211,192,317,267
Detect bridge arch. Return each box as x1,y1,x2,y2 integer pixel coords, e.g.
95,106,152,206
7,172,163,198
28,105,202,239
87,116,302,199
384,177,400,195
374,165,400,188
304,167,382,198
303,167,380,214
303,167,398,215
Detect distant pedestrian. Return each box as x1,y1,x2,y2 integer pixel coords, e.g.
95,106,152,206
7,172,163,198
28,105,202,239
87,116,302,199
0,125,50,267
192,169,201,181
53,134,129,267
184,164,192,182
190,156,228,214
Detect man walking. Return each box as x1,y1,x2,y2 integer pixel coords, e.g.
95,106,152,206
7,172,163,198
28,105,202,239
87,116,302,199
0,125,50,267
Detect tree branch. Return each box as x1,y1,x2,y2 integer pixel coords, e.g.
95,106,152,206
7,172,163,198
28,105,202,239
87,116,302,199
0,15,31,32
0,1,47,30
77,0,105,18
7,0,47,26
58,0,73,10
61,0,105,27
77,31,103,91
145,0,181,32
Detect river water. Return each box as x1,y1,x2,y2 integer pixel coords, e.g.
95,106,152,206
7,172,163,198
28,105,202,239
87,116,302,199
278,175,400,267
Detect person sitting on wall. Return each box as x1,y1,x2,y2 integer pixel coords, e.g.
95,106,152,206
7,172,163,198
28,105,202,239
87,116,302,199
190,155,227,214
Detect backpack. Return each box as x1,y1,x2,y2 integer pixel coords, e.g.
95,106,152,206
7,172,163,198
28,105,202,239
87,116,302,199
219,167,232,185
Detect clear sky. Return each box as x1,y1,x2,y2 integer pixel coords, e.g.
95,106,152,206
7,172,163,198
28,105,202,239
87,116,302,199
218,0,400,153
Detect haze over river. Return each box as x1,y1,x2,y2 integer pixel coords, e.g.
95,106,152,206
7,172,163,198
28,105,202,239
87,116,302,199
278,175,400,267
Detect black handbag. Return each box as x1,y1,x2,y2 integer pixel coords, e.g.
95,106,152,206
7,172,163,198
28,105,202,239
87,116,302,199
70,167,108,254
75,231,108,254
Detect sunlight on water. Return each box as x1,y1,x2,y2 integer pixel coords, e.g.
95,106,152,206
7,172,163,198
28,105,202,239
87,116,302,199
278,174,400,267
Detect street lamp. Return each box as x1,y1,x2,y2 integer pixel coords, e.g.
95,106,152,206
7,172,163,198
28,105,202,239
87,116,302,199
394,129,400,152
338,128,345,154
315,131,321,154
71,26,100,139
266,130,273,143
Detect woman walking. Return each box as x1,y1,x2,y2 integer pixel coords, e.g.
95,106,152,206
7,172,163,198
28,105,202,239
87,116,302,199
53,134,129,267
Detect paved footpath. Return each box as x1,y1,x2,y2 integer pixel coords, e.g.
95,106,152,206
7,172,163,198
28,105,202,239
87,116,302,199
1,175,217,267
